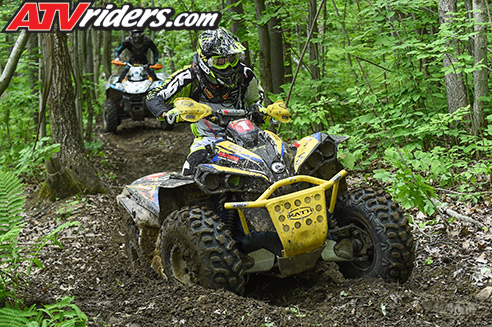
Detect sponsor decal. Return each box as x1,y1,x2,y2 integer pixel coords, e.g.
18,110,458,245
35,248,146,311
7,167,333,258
218,151,239,163
3,1,221,33
288,207,313,220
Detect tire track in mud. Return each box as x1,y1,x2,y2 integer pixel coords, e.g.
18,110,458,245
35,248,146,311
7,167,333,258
95,118,194,187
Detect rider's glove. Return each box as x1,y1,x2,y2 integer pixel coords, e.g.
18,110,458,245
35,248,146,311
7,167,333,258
248,103,267,125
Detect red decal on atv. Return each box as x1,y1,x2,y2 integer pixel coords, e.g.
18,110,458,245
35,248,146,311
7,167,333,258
229,119,254,133
218,152,239,163
4,2,91,32
144,172,168,180
131,186,158,204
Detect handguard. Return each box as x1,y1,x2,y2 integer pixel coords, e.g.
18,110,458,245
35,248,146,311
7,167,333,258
164,98,213,124
265,100,290,123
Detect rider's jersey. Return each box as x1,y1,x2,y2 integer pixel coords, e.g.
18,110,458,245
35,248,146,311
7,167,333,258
145,55,264,133
115,36,159,65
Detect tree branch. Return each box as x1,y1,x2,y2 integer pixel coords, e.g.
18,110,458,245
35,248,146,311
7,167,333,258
0,30,30,96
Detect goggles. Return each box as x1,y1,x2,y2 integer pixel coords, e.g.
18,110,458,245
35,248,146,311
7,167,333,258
207,53,240,70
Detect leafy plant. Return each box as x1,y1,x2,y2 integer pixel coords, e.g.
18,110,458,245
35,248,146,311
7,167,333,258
14,137,60,178
0,296,87,327
0,170,26,303
0,171,86,325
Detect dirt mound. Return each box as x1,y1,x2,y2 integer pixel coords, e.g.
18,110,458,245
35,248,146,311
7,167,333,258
21,118,492,326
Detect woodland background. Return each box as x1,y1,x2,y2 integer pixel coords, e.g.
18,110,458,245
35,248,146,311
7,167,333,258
0,0,491,324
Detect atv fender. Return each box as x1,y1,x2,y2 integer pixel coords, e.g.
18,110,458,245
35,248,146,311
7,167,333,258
117,172,208,228
293,132,348,194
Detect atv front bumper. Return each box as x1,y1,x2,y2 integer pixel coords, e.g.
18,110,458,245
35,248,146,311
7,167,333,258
224,170,347,259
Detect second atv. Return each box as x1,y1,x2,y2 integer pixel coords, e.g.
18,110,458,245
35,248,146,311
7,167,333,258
103,59,173,132
117,98,415,294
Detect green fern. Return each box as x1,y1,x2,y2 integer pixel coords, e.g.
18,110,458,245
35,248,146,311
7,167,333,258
0,305,38,327
0,172,87,325
0,170,26,304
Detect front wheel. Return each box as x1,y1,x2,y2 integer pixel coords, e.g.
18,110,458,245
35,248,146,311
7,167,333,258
334,188,415,283
103,98,120,132
160,119,174,131
155,206,245,294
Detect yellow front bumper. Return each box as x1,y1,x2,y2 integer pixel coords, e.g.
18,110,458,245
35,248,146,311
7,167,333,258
224,170,347,257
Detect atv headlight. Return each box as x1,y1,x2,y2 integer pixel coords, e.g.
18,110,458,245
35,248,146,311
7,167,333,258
306,150,322,169
227,175,244,189
204,173,221,190
319,141,336,159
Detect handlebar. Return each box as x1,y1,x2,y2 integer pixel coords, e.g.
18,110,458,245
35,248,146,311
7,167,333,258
111,59,162,70
161,98,290,125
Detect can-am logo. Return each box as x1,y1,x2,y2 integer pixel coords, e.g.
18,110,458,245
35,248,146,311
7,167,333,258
3,1,221,33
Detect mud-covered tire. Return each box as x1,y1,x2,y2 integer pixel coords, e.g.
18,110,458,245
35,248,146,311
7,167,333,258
155,206,245,294
125,218,145,273
160,119,174,131
103,98,120,132
334,188,415,283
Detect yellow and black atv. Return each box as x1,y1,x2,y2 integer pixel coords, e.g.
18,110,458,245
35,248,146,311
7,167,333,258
117,98,415,294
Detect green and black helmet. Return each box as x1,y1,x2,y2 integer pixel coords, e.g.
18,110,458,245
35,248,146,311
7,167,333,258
195,27,246,89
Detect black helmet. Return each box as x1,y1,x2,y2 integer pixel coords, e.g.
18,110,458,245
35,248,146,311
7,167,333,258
196,27,245,89
130,30,145,48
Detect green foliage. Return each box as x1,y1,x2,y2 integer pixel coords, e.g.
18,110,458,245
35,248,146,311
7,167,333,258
0,171,86,325
0,0,491,218
14,138,61,178
0,296,87,327
0,170,26,303
374,148,437,215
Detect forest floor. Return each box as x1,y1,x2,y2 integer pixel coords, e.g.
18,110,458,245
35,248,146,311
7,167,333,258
20,118,492,327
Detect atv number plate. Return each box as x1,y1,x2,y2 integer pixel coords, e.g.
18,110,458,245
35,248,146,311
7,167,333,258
228,119,254,133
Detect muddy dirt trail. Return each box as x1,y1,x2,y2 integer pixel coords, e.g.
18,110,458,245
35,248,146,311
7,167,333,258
22,118,492,326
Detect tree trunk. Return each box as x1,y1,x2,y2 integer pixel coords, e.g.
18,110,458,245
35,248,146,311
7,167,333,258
308,0,321,82
269,2,285,94
102,31,112,79
438,0,468,113
0,30,30,96
75,30,85,132
330,0,358,82
227,0,244,35
227,0,251,67
472,0,488,136
85,30,96,141
254,0,273,98
92,29,101,93
38,35,46,140
39,31,106,201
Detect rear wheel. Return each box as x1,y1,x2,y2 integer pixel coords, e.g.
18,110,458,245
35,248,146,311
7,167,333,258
155,206,245,294
334,188,414,283
103,98,120,132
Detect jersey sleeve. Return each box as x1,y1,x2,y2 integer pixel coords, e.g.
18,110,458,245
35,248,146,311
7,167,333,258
243,66,265,108
148,40,159,64
145,66,195,118
115,39,130,58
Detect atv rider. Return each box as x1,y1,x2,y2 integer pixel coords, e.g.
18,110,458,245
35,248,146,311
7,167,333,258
115,29,160,82
146,27,266,176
